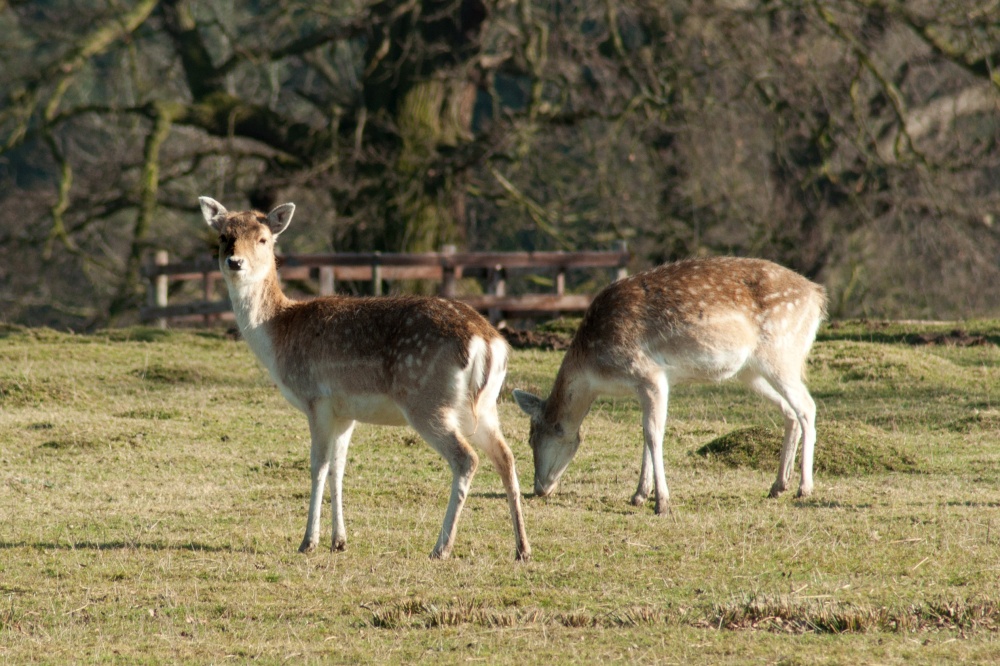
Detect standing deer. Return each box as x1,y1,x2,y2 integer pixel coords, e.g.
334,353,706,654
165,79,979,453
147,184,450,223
512,257,827,513
199,197,530,561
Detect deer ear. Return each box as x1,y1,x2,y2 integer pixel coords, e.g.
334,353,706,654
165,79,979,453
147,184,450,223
199,197,228,231
512,389,544,419
266,203,295,236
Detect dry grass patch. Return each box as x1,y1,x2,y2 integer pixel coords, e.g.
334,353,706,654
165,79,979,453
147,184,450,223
709,593,1000,634
361,594,1000,636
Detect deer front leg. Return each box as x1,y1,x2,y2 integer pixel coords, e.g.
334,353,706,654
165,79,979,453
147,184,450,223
638,376,670,515
301,423,331,553
300,403,353,554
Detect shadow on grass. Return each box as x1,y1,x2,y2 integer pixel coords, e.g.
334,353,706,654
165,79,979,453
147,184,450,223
793,499,876,510
944,500,1000,508
0,540,242,553
101,327,178,343
470,491,536,501
0,324,25,339
818,320,1000,346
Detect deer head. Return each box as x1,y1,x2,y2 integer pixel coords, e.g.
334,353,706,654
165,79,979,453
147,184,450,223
199,196,295,285
512,388,582,497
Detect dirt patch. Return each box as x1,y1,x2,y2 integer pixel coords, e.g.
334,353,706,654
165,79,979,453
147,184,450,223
908,329,991,347
502,328,572,351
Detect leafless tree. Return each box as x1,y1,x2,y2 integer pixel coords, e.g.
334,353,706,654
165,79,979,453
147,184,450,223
0,0,997,327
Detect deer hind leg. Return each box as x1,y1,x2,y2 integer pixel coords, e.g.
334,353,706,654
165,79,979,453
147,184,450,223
744,374,802,498
301,403,355,553
410,413,479,560
637,375,670,515
328,420,357,551
777,379,817,498
748,372,817,498
466,406,531,562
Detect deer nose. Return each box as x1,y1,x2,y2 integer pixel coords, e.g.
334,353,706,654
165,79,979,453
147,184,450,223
534,479,557,497
227,257,244,271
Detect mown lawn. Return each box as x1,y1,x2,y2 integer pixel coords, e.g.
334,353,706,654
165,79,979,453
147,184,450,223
1,321,999,663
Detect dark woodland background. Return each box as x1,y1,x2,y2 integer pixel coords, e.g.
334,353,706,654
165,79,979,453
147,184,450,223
1,0,998,329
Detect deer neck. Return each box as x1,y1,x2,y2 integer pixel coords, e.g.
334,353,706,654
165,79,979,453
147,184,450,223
546,360,598,434
225,265,290,358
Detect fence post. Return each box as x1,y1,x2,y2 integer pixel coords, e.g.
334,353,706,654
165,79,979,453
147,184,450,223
488,264,506,325
613,240,629,281
153,250,169,329
202,270,214,325
372,252,383,296
319,266,335,296
440,244,457,298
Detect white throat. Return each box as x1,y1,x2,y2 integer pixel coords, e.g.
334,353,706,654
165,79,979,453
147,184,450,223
224,274,280,380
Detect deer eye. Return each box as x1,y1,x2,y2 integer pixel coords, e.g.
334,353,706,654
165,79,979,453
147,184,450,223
258,237,267,245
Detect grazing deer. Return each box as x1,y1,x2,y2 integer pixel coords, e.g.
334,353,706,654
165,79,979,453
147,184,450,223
513,257,827,513
199,197,530,561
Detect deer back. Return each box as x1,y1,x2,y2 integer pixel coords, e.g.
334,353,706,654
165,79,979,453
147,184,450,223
265,295,505,407
565,257,827,383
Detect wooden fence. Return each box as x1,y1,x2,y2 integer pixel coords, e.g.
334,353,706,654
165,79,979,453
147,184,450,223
140,243,629,327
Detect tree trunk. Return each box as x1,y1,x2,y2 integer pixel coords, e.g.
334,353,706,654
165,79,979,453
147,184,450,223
363,0,486,254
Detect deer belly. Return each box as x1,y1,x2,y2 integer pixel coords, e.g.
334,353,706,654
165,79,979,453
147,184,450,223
333,393,408,426
661,347,753,383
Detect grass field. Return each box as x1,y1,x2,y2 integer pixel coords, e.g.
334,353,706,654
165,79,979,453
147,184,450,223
2,320,999,663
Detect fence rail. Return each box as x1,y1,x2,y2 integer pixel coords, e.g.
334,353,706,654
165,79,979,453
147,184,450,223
140,243,629,327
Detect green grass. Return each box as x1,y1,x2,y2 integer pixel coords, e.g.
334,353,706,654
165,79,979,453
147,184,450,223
1,321,1000,663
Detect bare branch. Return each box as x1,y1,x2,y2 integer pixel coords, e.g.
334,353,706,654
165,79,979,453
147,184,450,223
872,0,1000,87
41,131,76,259
108,102,176,322
877,84,999,162
811,1,925,163
1,0,159,151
